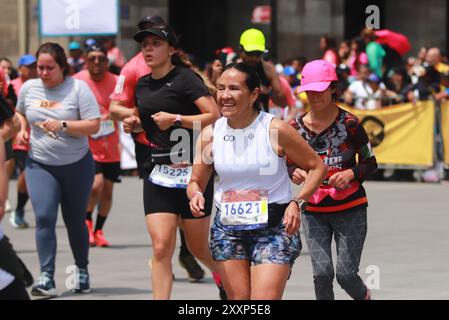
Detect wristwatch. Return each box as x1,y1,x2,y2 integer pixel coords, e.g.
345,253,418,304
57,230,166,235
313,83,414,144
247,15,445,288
173,114,182,128
291,197,307,211
61,121,68,132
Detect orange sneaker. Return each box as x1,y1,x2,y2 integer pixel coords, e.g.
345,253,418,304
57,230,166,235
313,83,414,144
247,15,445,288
94,230,110,247
86,220,95,246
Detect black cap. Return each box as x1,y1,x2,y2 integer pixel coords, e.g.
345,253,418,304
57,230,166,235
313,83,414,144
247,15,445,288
137,15,166,30
134,26,177,46
86,45,107,56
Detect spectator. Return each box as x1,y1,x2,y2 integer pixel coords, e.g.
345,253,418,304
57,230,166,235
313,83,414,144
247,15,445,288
335,64,351,100
103,37,125,75
361,28,385,78
320,35,339,67
67,41,85,74
338,40,351,66
0,57,18,81
344,64,387,109
426,47,449,74
347,37,368,79
385,66,413,104
283,65,298,89
11,55,37,96
84,38,97,49
409,65,441,101
290,56,307,75
205,59,223,88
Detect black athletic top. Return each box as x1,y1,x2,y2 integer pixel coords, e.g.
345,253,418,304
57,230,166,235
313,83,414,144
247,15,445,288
135,66,211,163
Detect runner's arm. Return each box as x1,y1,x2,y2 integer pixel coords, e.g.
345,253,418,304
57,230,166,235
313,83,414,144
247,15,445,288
0,113,21,141
352,123,378,181
152,96,220,131
271,119,327,201
187,125,214,217
187,124,214,198
109,100,136,121
264,61,287,107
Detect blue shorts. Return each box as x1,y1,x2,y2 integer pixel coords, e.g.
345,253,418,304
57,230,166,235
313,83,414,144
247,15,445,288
209,207,302,267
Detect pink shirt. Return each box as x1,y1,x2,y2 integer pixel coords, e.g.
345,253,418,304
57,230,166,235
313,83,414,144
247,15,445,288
74,70,120,162
110,52,151,146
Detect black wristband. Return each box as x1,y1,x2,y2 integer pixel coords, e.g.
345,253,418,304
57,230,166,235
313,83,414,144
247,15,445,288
351,166,360,181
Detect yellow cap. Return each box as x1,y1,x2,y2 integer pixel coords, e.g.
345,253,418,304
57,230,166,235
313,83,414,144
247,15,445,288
240,28,266,52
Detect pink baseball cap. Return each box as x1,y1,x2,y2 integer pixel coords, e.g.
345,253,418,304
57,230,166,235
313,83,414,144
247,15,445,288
297,59,338,93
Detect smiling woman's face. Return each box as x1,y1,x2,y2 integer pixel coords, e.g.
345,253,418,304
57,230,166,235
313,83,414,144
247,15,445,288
216,68,259,119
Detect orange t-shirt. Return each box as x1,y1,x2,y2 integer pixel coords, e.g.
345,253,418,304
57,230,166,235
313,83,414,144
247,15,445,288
74,70,120,163
110,52,152,146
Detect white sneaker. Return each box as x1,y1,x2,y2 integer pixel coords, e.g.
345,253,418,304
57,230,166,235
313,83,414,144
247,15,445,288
9,210,29,229
423,169,439,183
5,199,12,213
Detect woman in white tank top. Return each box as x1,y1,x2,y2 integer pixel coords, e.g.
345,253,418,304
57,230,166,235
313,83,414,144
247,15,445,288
187,63,327,300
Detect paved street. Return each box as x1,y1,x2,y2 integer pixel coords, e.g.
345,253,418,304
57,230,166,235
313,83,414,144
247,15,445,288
3,178,449,300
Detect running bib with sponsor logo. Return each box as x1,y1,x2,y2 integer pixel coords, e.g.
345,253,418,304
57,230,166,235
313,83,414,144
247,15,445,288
220,190,268,231
91,119,115,139
149,164,192,189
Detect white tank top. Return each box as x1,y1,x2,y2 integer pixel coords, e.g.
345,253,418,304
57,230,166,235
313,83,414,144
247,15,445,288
213,112,291,206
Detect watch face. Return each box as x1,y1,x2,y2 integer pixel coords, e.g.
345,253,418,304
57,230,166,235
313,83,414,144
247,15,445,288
297,200,307,211
174,120,182,128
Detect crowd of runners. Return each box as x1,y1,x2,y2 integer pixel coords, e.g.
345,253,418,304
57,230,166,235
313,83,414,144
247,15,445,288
3,12,447,300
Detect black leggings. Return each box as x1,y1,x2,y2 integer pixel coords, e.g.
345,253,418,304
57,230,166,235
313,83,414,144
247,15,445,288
302,207,368,300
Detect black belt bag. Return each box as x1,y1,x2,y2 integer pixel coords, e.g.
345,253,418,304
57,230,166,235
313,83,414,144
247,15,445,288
150,148,189,165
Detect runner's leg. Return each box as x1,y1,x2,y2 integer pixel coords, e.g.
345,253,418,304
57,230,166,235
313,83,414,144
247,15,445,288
250,264,291,300
216,260,251,300
146,213,178,299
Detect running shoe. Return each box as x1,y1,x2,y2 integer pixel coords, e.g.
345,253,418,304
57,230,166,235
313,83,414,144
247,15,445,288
178,254,205,282
31,272,58,297
72,268,91,293
9,209,29,229
5,199,12,213
94,230,110,247
85,220,95,246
